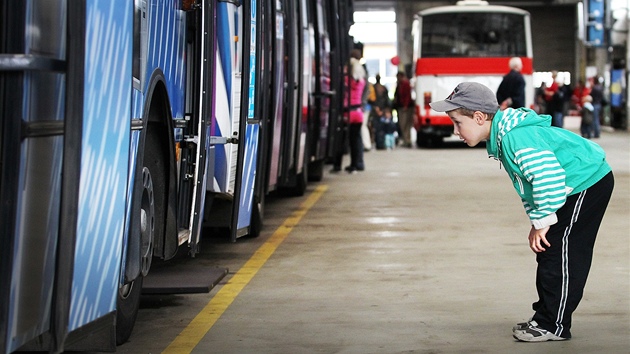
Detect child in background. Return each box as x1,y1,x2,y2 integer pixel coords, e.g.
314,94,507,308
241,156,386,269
430,82,614,343
380,107,397,150
580,95,594,139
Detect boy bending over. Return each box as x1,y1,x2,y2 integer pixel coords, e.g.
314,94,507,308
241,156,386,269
430,82,614,342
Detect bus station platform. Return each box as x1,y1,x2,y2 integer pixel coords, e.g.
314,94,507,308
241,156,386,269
112,118,629,354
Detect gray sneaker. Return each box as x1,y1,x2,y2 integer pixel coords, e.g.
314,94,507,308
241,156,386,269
513,321,567,342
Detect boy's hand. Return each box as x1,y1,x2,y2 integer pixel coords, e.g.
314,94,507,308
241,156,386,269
528,226,551,253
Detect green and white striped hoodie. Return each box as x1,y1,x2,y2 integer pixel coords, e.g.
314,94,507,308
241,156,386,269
486,107,611,229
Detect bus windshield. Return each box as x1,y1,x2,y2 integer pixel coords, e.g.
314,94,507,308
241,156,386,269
421,12,527,58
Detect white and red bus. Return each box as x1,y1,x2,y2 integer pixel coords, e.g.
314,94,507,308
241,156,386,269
411,0,534,147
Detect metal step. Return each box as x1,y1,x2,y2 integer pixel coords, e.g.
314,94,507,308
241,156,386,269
142,260,228,295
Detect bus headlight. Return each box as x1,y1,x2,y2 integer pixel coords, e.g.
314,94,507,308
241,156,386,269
423,91,432,110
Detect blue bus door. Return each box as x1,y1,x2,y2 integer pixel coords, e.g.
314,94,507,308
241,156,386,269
0,0,86,352
230,0,261,241
182,0,218,253
278,0,308,196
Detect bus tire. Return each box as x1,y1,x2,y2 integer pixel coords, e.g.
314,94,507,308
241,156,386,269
140,166,155,276
117,166,155,345
116,276,143,345
293,169,308,196
290,140,310,196
282,166,308,197
249,196,263,238
308,159,324,182
416,132,429,148
426,135,444,148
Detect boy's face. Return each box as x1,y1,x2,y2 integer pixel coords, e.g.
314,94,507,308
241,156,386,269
447,110,490,147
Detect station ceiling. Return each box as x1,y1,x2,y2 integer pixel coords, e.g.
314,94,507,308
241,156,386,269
354,0,581,10
352,0,590,77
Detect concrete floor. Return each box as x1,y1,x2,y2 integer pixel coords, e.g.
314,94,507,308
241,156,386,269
114,119,629,354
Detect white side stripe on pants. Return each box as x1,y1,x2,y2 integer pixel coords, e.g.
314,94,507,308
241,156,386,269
555,190,587,336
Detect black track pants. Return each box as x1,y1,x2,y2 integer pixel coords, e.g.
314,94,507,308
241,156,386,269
533,172,615,338
531,172,614,338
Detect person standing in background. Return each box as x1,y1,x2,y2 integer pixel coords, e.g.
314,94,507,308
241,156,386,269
580,95,595,139
544,71,559,103
345,49,367,173
331,49,366,173
571,79,590,111
589,76,604,138
545,72,564,128
360,67,373,151
496,57,526,109
393,71,414,148
534,82,547,114
369,74,391,150
544,71,561,127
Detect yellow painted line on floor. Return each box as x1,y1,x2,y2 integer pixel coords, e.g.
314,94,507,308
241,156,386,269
162,184,328,354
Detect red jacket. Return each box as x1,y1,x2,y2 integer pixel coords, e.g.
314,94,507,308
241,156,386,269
394,78,412,108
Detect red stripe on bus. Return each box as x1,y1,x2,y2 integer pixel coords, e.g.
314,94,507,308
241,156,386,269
415,57,533,76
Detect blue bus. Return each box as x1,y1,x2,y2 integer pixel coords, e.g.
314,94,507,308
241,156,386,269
207,0,355,241
0,0,353,351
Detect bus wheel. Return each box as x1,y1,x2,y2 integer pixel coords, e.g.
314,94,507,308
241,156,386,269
249,196,263,238
308,159,324,182
140,167,155,276
116,276,143,345
416,132,429,148
285,144,309,196
281,165,308,197
293,168,308,196
426,135,443,148
116,167,154,345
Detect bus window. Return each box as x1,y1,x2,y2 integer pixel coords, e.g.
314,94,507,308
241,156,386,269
412,4,533,147
421,12,528,58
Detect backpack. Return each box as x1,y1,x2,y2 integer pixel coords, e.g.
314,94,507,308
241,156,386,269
365,82,376,104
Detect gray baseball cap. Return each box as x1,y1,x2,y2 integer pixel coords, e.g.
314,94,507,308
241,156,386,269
430,82,500,113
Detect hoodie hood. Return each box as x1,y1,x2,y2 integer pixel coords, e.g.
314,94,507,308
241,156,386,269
486,107,552,159
483,106,611,230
